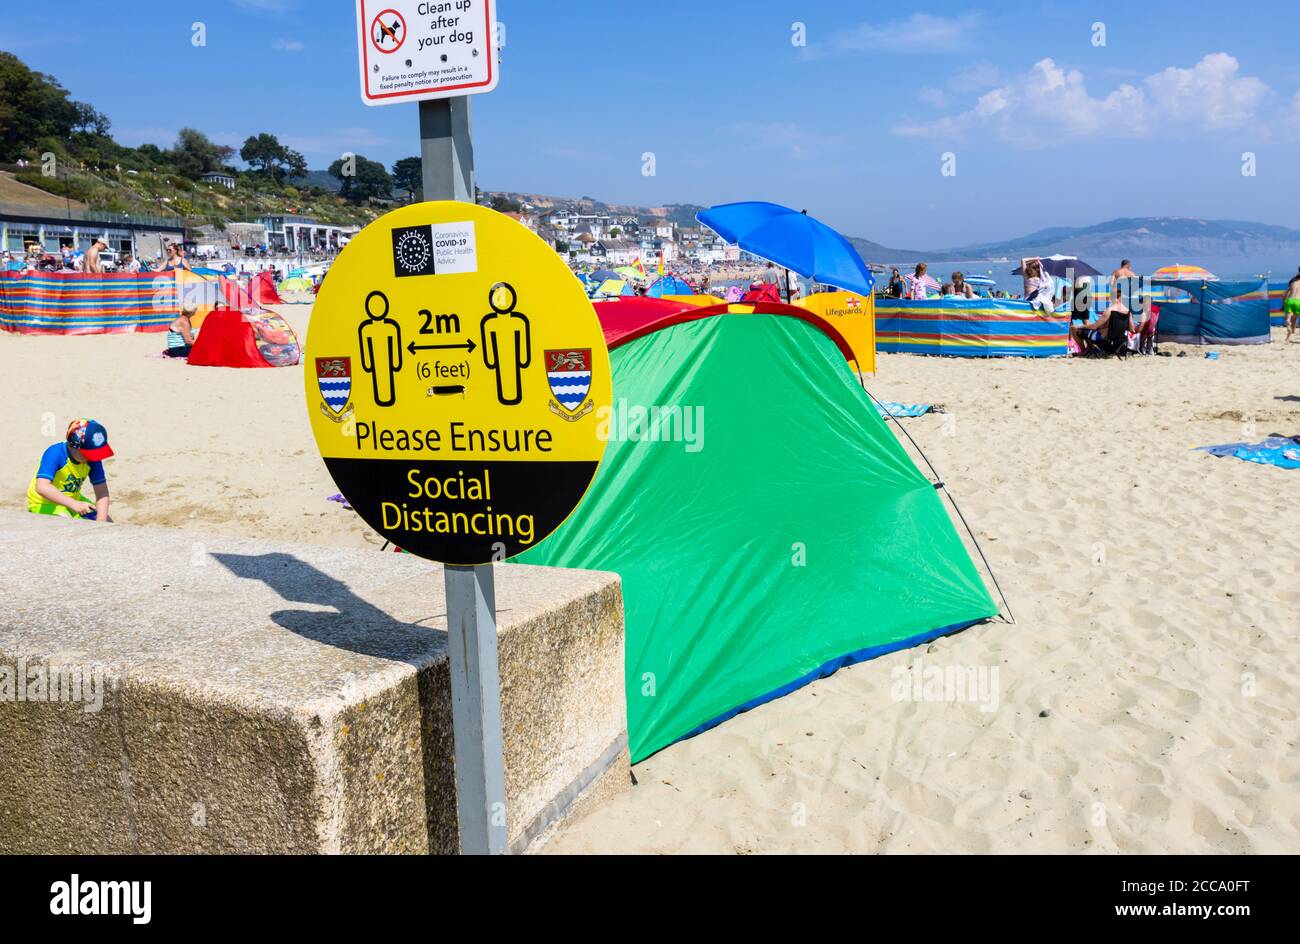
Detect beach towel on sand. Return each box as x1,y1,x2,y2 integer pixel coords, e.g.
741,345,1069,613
873,401,934,418
1196,436,1300,470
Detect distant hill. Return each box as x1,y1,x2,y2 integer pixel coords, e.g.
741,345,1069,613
854,217,1300,264
486,189,1300,268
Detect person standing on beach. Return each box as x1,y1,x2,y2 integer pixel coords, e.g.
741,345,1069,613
156,243,191,273
1284,268,1300,342
82,237,108,274
1021,258,1054,311
908,263,930,299
887,268,905,298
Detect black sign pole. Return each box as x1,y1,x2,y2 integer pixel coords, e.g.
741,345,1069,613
419,94,507,855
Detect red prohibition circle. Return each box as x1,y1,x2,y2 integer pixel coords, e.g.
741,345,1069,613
370,9,406,54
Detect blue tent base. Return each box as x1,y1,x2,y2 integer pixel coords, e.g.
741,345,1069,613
1154,278,1270,346
1161,333,1271,345
663,616,988,758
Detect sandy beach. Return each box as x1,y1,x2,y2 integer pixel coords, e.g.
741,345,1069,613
3,308,1297,854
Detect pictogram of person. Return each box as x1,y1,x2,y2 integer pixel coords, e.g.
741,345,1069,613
358,290,402,407
479,282,530,405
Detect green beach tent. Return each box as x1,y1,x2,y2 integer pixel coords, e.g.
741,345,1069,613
517,300,998,761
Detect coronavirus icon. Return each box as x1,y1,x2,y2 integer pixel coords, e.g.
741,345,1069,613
392,225,434,277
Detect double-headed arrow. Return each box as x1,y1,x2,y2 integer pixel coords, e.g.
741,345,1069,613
408,338,476,354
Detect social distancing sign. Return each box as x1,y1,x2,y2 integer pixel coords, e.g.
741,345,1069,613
305,202,611,565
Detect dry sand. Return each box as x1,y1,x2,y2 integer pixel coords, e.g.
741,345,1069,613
3,307,1298,853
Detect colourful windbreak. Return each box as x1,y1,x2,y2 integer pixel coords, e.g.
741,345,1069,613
1268,283,1286,327
516,311,997,760
0,271,176,334
875,298,1070,357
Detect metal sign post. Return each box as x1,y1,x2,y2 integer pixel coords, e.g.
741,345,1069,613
340,0,602,858
419,93,506,856
420,98,476,203
443,559,507,854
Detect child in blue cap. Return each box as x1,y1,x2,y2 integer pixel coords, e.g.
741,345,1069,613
27,418,115,521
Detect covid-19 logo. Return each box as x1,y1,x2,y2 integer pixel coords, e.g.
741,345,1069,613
392,225,435,277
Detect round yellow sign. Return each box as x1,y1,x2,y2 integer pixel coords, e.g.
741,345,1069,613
305,201,611,565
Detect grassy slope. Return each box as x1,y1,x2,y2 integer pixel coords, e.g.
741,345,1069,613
3,164,384,230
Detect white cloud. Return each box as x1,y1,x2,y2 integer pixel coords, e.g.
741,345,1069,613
1144,53,1268,128
894,53,1271,147
820,13,980,55
272,39,304,51
917,61,1002,108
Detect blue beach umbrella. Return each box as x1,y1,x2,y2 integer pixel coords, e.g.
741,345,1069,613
696,201,874,295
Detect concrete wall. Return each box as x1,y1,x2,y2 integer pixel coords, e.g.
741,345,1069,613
0,512,627,853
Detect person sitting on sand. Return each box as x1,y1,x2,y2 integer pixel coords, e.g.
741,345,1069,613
27,419,114,522
1068,277,1092,322
941,282,957,298
1070,285,1131,353
165,299,200,358
949,271,976,298
1284,268,1300,342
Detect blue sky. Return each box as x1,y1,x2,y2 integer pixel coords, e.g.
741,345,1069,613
4,1,1299,247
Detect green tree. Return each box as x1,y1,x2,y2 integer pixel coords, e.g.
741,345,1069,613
171,128,231,179
391,156,422,201
0,52,85,160
328,154,393,204
71,101,111,136
240,132,305,180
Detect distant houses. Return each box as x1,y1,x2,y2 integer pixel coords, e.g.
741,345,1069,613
199,171,236,190
489,196,733,269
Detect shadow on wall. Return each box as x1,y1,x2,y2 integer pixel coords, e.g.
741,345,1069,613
210,550,457,852
211,550,445,662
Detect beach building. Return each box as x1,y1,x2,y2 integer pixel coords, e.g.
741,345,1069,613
547,209,617,240
0,204,184,257
592,237,639,265
257,214,356,253
199,171,236,190
191,221,270,257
